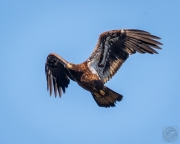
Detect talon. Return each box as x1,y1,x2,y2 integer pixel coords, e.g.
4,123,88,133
100,90,106,96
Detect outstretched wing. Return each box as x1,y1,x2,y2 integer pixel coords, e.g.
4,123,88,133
87,29,162,83
45,53,73,97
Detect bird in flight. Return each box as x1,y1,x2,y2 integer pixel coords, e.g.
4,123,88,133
45,29,162,108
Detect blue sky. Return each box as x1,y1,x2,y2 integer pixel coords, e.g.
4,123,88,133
0,0,179,144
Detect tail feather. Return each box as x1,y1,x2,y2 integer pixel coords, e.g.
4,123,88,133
92,87,123,108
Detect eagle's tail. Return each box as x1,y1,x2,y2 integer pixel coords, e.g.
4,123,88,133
92,86,123,108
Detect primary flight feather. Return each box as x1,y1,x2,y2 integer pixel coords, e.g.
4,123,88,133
45,29,162,108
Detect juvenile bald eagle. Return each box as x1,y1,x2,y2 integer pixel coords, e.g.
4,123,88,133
45,29,162,108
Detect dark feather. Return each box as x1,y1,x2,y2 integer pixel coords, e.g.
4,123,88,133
92,86,123,108
87,29,162,83
45,54,71,97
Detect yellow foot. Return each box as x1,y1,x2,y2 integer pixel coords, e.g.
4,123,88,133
100,90,106,96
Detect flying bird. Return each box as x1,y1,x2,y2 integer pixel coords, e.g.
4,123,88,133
45,29,162,108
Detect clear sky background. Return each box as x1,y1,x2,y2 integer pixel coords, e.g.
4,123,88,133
0,0,179,144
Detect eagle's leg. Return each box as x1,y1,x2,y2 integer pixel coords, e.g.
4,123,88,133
99,90,106,96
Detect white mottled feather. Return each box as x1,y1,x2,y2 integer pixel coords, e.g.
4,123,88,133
86,29,162,83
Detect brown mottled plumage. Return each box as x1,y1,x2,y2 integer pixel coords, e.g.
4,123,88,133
45,29,162,108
